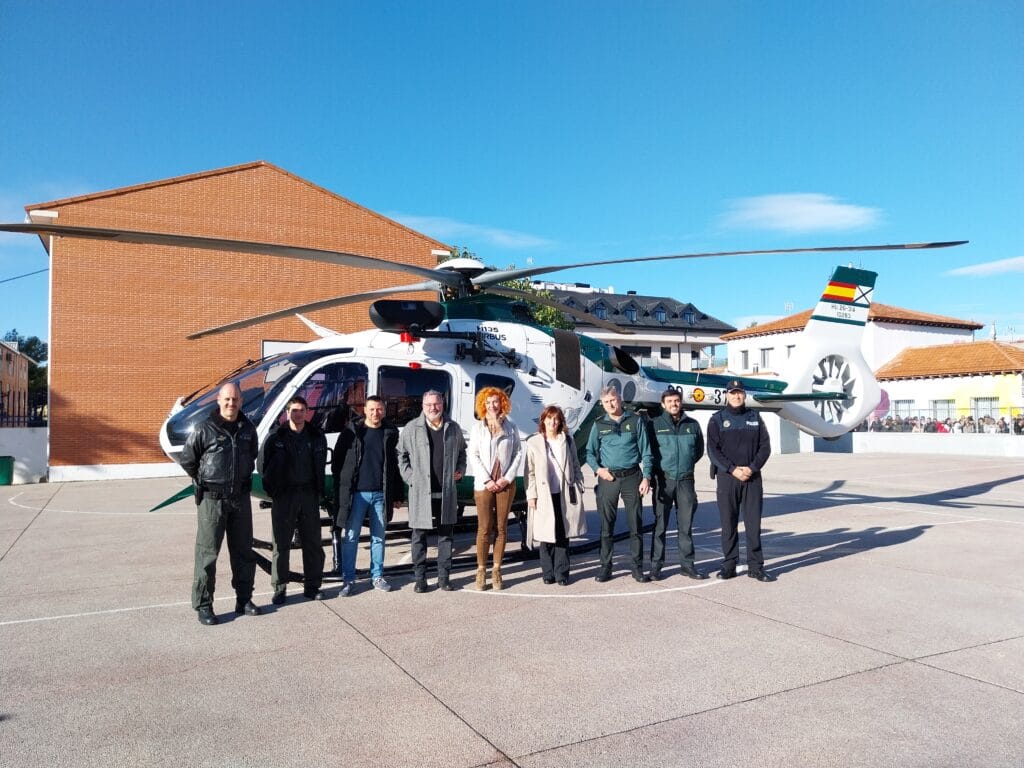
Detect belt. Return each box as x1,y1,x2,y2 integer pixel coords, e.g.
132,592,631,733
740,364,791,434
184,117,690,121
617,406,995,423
605,466,639,478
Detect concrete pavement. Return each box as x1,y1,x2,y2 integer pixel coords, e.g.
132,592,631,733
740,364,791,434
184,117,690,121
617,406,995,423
1,453,1022,767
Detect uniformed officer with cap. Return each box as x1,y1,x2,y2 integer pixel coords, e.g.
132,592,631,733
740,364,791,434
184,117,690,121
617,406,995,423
707,379,775,582
586,386,653,582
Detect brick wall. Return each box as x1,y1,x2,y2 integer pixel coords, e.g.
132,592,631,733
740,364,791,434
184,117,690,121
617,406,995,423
34,162,445,467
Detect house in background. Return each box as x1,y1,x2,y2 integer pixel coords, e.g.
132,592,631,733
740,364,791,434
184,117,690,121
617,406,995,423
874,340,1024,421
0,340,35,426
535,282,735,372
722,303,983,376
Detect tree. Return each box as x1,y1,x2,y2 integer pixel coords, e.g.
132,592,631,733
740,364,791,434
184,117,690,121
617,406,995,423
3,328,48,398
437,248,575,330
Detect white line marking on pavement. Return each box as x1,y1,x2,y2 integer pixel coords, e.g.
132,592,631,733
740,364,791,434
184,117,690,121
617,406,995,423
6,492,194,516
0,591,278,628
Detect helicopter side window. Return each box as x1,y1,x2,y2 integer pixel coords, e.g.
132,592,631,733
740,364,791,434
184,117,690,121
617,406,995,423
473,374,515,420
282,362,369,432
377,366,451,427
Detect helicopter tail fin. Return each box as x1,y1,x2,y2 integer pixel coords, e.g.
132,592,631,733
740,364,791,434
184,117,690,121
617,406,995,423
774,266,881,438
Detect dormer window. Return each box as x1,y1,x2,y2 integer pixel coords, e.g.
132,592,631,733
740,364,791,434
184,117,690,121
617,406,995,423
594,305,607,320
653,308,667,323
683,310,695,324
624,307,638,322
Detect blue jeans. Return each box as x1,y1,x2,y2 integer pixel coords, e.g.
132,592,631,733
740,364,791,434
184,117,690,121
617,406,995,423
343,491,386,581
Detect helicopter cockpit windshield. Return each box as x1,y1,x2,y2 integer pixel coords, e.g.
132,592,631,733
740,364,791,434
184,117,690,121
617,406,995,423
164,349,341,446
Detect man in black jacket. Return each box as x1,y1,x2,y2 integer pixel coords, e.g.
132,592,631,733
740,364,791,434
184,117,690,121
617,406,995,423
331,396,402,595
263,395,329,604
180,383,262,625
707,380,775,582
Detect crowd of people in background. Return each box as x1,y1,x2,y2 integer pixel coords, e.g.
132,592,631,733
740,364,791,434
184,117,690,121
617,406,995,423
857,414,1024,435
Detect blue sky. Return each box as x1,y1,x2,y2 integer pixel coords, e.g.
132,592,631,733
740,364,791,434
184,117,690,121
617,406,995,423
2,1,1022,344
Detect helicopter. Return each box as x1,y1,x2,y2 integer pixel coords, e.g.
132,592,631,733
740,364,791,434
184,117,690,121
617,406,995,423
0,221,966,505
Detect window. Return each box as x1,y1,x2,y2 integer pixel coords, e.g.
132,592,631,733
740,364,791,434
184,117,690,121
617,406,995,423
653,308,667,323
660,346,672,360
474,374,515,420
931,399,955,420
893,399,915,417
971,397,999,419
759,348,772,369
682,310,695,324
624,307,638,322
377,366,452,427
288,362,369,432
786,345,796,358
740,350,749,370
593,305,607,320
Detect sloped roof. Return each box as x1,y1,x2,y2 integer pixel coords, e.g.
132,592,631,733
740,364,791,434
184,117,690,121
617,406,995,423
26,160,448,250
722,302,982,340
875,340,1024,380
546,288,736,333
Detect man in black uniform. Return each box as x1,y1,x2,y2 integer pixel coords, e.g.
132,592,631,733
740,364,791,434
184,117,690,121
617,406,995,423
649,389,706,580
263,395,329,604
707,380,775,582
180,383,263,625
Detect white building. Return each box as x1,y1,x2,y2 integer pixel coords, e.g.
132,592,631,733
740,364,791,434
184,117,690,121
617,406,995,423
722,302,982,376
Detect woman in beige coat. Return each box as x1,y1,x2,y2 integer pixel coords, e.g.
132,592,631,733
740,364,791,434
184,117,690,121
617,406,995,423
525,405,587,585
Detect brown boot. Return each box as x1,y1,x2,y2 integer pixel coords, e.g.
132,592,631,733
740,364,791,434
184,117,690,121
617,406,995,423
475,567,487,591
492,566,503,591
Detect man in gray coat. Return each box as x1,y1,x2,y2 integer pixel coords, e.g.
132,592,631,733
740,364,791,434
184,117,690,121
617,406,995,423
398,390,466,592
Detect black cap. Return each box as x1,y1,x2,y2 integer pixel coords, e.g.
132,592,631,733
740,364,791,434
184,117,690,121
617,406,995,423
725,379,746,393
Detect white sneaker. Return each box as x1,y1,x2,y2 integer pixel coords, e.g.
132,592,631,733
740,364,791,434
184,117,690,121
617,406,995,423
372,577,391,592
340,581,353,597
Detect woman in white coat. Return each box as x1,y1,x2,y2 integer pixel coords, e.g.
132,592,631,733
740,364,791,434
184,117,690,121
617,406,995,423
525,405,587,585
468,387,522,590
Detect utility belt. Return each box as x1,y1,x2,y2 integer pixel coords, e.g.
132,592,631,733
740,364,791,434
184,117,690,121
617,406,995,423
604,466,639,479
196,482,249,502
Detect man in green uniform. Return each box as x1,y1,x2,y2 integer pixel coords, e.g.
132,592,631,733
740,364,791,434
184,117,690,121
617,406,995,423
649,389,706,580
586,386,653,583
180,383,262,625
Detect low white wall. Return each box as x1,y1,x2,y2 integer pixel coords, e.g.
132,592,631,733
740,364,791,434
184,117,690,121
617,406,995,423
850,432,1024,458
0,427,48,484
48,462,188,483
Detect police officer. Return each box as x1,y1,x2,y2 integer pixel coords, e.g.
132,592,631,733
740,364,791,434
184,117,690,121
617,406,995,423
649,389,706,580
586,386,653,582
707,380,775,582
180,383,262,625
263,395,328,604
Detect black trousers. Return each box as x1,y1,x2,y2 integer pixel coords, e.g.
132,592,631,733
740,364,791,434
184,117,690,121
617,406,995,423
410,498,454,580
538,492,570,581
192,494,256,610
651,476,698,569
715,473,764,568
270,487,325,594
596,472,643,571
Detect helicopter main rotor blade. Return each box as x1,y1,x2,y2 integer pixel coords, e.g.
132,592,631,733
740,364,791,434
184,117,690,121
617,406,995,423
487,285,634,335
187,280,440,340
472,240,969,287
0,222,465,288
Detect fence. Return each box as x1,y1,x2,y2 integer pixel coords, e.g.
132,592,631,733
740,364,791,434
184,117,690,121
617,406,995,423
0,389,47,428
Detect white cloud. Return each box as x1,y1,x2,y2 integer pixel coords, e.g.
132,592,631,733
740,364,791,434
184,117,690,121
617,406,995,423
389,213,555,250
945,256,1024,277
719,194,880,233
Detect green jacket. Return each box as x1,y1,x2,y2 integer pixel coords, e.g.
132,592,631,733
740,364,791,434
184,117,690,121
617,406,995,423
586,410,653,478
650,412,704,481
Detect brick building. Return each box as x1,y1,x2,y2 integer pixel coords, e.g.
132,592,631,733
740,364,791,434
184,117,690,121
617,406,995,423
23,162,446,479
0,339,35,425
